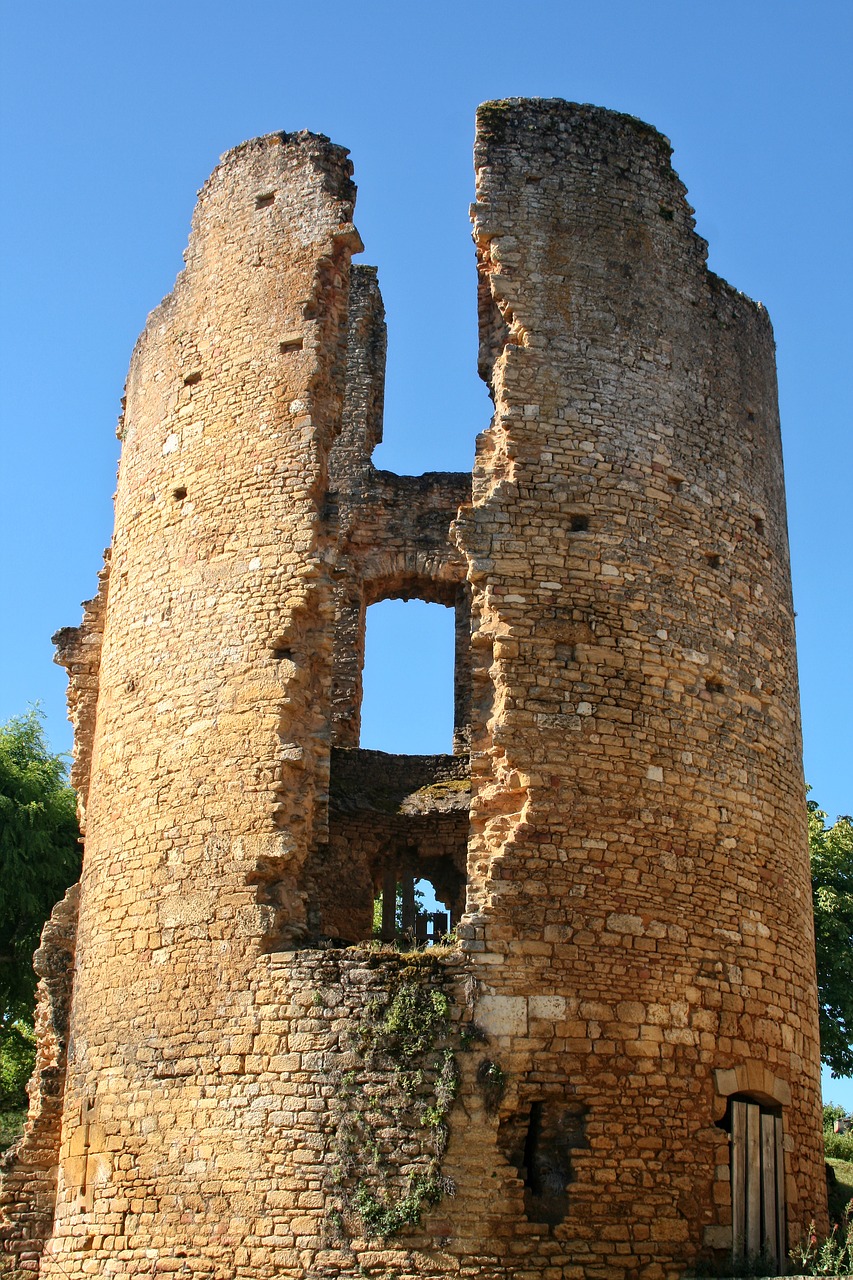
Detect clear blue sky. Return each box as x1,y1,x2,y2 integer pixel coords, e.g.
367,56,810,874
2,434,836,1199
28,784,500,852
1,0,850,1104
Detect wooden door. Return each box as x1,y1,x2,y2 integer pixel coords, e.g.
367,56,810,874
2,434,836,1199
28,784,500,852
731,1099,786,1271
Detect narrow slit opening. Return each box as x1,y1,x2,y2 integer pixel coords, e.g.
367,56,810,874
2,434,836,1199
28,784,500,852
499,1097,588,1228
523,1102,544,1194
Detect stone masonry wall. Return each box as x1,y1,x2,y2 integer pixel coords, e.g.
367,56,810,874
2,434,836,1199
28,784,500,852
454,98,826,1268
0,886,79,1273
1,100,827,1280
30,131,364,1280
51,555,110,831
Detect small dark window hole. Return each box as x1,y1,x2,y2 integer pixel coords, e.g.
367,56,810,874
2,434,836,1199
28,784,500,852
705,553,722,569
279,337,303,354
754,517,765,536
183,371,202,387
255,192,275,209
667,475,684,491
658,205,675,221
271,647,292,661
569,515,589,533
172,486,187,502
706,679,726,695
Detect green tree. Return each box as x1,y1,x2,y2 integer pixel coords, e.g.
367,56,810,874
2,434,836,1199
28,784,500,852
809,798,853,1078
0,709,81,1111
0,1019,35,1112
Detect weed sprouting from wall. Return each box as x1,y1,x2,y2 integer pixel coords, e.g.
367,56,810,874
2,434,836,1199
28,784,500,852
476,1057,507,1113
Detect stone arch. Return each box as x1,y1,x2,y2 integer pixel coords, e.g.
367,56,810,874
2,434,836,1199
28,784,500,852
361,553,464,608
712,1065,792,1120
704,1066,792,1272
331,553,471,755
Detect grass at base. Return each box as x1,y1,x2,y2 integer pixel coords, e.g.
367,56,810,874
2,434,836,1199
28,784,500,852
826,1156,853,1225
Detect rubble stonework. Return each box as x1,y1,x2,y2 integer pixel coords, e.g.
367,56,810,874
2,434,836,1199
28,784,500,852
1,100,826,1279
0,886,78,1274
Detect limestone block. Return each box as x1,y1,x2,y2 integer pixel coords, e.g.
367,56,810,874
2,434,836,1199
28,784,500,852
476,995,528,1036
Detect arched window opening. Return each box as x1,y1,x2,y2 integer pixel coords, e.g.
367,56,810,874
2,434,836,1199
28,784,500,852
360,599,455,754
305,592,471,949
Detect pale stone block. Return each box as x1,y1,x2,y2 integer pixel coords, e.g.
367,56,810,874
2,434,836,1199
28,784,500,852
529,995,566,1021
713,1067,739,1097
157,892,214,927
606,913,644,935
476,995,528,1036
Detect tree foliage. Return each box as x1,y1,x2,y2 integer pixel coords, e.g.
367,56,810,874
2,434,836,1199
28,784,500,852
0,1018,36,1113
809,798,853,1078
0,709,81,1024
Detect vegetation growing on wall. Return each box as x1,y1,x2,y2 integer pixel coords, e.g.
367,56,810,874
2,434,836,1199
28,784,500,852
328,950,462,1239
789,1203,853,1277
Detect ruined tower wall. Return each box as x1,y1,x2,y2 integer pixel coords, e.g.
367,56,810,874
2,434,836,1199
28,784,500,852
329,265,388,748
0,887,79,1274
51,555,111,831
329,267,471,753
1,101,828,1280
455,99,825,1264
35,132,364,1277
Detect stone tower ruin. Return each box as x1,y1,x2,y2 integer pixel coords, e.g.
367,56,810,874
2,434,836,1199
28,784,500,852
2,100,827,1279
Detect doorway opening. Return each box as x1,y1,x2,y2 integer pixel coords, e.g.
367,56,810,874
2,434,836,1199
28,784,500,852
724,1095,786,1271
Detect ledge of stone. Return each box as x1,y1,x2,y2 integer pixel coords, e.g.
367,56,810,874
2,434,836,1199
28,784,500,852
329,747,470,816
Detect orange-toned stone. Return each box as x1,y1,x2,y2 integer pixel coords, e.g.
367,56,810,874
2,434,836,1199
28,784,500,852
1,101,825,1280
